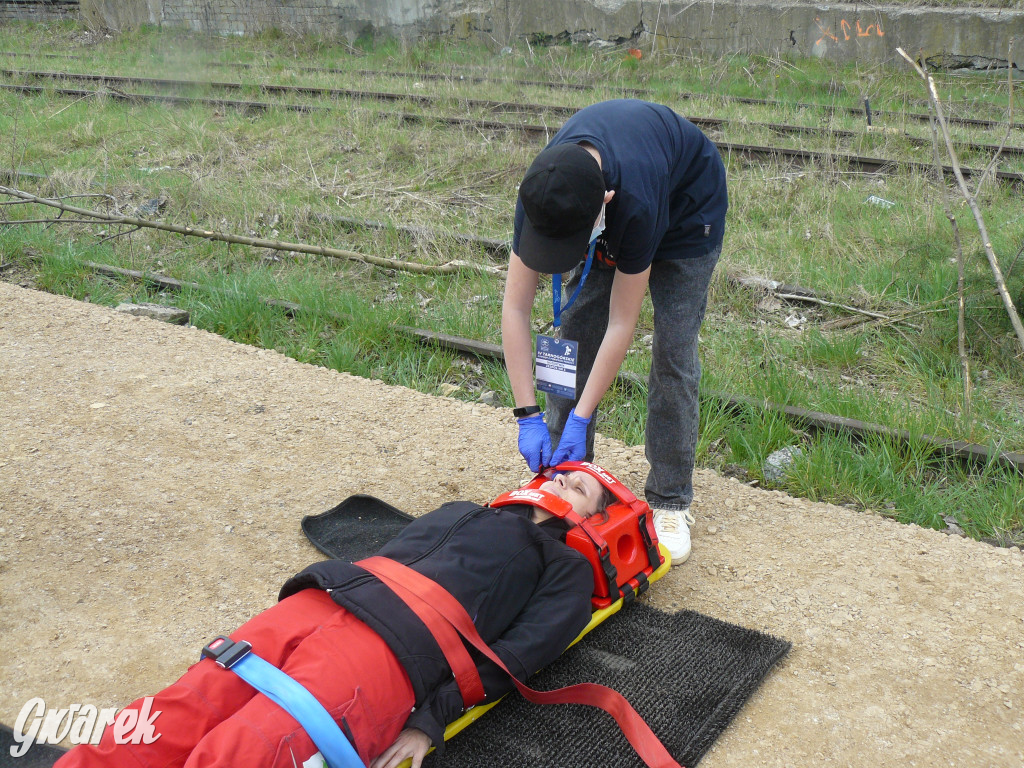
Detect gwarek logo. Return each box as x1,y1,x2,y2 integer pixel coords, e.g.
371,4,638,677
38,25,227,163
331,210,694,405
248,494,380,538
9,697,162,757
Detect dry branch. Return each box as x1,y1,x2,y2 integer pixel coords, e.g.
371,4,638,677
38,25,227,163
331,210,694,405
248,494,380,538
728,273,895,323
0,186,505,278
897,48,1024,357
1,219,99,225
775,292,891,322
920,67,972,415
820,302,946,332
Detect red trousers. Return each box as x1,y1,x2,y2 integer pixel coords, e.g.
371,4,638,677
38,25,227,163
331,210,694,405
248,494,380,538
56,589,415,768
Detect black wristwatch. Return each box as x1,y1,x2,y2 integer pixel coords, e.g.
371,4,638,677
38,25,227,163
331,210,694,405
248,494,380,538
512,405,542,419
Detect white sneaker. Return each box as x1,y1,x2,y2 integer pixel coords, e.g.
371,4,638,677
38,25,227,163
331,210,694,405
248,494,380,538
653,507,695,565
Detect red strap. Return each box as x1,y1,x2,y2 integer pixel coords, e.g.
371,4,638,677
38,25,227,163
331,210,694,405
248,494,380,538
356,556,683,768
489,489,612,557
354,559,485,708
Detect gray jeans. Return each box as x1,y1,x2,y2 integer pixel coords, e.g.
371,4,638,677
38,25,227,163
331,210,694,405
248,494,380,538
547,245,721,509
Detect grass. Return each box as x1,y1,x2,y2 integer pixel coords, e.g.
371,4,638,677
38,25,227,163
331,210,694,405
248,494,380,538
1,24,1022,545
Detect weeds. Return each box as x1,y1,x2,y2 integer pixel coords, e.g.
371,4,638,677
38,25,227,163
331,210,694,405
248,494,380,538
1,25,1022,545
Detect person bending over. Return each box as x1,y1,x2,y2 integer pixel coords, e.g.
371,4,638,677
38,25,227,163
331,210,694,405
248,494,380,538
503,99,728,564
56,469,614,768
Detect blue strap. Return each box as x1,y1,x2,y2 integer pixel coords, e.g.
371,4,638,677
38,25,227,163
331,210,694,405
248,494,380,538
552,241,596,335
228,652,364,768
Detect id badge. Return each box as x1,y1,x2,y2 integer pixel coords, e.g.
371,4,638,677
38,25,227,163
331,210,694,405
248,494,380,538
535,334,578,399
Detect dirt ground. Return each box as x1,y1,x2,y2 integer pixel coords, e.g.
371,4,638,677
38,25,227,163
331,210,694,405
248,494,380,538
1,281,1022,766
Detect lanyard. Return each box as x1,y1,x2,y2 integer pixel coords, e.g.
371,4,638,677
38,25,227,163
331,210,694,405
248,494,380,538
552,240,596,339
204,640,364,768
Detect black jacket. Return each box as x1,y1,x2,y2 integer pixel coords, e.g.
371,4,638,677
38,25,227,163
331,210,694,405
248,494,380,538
279,501,594,748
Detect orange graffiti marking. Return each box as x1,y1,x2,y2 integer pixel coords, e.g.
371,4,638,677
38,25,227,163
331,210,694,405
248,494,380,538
856,20,884,37
814,15,884,46
814,17,838,46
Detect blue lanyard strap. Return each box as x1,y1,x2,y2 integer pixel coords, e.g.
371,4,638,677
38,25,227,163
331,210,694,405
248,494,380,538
553,241,596,336
227,652,364,768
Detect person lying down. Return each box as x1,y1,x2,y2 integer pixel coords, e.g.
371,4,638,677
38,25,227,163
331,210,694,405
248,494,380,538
56,468,618,768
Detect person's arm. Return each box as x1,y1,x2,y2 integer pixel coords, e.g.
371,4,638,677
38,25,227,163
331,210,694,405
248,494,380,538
574,265,651,419
503,252,554,471
401,552,593,751
550,264,651,464
501,251,542,409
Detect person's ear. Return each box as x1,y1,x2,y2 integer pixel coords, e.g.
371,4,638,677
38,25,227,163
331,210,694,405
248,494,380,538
603,190,615,204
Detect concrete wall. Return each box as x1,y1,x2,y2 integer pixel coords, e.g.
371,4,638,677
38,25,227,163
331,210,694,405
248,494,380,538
604,2,1023,67
0,0,78,23
463,1,1022,68
79,0,156,30
29,0,1024,70
147,0,497,39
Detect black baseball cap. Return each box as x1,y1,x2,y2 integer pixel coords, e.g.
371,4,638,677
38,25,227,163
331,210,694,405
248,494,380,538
517,143,606,274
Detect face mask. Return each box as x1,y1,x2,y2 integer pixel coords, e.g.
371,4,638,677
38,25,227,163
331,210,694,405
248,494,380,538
589,204,606,245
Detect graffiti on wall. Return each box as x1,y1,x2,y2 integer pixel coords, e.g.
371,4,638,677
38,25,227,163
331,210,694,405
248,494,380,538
814,16,885,47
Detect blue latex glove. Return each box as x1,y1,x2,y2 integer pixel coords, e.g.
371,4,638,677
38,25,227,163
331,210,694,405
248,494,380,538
550,409,592,466
517,413,553,473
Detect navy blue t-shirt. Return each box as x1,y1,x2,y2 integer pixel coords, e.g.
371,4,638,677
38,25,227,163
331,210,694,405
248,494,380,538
513,100,728,275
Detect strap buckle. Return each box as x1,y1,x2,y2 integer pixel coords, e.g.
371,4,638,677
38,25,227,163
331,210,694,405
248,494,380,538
201,636,252,669
637,512,662,568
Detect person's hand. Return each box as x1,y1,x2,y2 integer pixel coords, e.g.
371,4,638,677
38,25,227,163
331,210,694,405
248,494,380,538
550,409,591,466
370,728,431,768
518,413,553,472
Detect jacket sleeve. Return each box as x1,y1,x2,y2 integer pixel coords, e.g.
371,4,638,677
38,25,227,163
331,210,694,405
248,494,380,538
403,551,593,750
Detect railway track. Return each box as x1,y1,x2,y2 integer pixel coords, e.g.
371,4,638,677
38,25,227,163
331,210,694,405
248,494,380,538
210,60,600,93
2,70,1022,183
2,53,1019,129
0,67,580,116
397,61,1023,130
211,56,1011,119
0,80,325,113
3,61,1020,134
0,50,68,59
211,60,1023,132
1,48,1017,126
10,251,1022,476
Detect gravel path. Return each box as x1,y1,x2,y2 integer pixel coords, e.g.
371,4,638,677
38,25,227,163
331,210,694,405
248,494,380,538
2,282,1022,766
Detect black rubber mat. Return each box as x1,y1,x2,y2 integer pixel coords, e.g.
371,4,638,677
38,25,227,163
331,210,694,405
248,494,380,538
0,723,68,767
301,494,416,561
308,495,791,768
427,603,790,768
